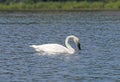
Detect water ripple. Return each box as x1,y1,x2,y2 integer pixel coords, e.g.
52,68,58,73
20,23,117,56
0,11,120,82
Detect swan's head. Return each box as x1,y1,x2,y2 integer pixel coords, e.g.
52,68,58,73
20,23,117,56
73,36,81,50
67,35,81,50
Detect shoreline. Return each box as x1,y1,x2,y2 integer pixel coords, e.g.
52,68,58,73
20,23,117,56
0,1,120,12
0,9,120,13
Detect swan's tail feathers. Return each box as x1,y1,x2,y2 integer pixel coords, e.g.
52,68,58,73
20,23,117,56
29,45,37,48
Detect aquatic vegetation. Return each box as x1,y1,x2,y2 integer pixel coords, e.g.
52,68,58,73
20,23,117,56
90,2,104,9
105,1,120,10
0,1,120,11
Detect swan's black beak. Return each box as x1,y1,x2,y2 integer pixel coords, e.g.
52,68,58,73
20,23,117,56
77,42,81,50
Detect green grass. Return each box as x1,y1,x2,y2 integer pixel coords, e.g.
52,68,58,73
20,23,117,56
90,2,104,9
0,1,120,11
105,1,120,10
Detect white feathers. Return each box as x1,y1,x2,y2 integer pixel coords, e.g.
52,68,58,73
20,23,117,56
30,35,81,54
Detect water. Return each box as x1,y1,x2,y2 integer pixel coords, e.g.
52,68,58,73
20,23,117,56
0,11,120,82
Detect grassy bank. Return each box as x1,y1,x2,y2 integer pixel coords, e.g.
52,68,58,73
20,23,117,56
0,1,120,11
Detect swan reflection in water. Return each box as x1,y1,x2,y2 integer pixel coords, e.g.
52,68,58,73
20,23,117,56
30,35,81,54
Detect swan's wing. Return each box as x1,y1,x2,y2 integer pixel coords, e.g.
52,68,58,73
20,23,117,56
30,44,68,54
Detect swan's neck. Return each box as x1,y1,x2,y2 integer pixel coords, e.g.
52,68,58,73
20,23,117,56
65,37,75,54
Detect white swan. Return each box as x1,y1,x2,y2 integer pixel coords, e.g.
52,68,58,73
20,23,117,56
30,35,81,54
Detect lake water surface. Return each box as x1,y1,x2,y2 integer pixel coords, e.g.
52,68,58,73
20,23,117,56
0,11,120,82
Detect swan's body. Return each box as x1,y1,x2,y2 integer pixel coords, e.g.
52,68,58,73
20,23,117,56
30,35,81,54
